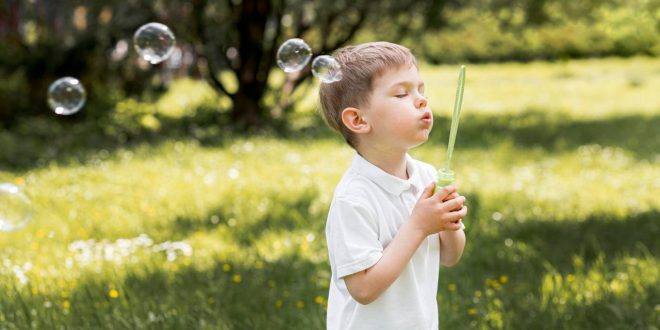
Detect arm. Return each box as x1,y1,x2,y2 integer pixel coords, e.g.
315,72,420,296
440,227,466,267
439,191,467,267
343,220,428,305
344,184,466,305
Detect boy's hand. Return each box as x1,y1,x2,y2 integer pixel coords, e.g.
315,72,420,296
410,183,467,236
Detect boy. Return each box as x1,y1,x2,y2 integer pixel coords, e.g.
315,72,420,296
320,42,468,329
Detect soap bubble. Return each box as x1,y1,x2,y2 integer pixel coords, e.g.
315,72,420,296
133,22,176,64
276,38,312,72
47,77,86,115
311,55,342,83
0,183,33,232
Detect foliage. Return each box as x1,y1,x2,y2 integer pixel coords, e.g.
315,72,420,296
0,0,434,127
421,3,660,63
2,0,658,128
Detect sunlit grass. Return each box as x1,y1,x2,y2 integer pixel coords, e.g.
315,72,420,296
0,57,658,328
420,56,660,118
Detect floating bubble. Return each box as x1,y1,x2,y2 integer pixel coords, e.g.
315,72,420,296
311,55,343,83
133,22,176,64
48,77,86,115
0,183,33,232
276,38,312,73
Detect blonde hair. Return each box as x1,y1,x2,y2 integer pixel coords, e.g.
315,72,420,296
319,41,417,149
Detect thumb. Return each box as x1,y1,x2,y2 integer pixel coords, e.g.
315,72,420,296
419,182,435,200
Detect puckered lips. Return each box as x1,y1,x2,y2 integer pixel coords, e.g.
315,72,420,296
421,111,433,126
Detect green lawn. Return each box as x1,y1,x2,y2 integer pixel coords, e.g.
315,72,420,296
1,57,658,329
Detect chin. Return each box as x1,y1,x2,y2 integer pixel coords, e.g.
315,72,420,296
409,139,427,149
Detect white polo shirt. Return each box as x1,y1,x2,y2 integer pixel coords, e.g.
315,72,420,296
326,153,457,330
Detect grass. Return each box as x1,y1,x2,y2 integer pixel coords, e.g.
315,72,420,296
0,57,659,329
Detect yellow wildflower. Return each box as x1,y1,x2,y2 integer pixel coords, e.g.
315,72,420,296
109,289,119,299
467,308,477,316
232,274,242,283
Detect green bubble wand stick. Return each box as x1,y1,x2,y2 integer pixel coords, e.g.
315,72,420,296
436,65,466,191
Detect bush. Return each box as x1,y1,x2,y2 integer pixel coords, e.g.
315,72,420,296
0,68,30,125
422,6,660,63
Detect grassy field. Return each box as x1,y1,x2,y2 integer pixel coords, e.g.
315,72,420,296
0,57,658,329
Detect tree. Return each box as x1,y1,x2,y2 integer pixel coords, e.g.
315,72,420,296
188,0,442,128
2,0,455,128
0,0,162,124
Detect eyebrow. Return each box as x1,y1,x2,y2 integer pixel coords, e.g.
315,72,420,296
389,81,425,90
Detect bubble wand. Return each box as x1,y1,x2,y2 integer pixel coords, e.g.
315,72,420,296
436,65,466,191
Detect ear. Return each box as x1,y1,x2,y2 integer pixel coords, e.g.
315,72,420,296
341,107,370,134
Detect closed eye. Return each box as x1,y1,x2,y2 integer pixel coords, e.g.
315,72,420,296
395,93,408,98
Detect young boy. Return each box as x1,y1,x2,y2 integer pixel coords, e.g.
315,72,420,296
320,42,468,329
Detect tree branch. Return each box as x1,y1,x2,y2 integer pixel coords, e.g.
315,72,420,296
323,4,368,53
191,0,235,99
289,1,371,92
259,0,285,94
293,2,312,37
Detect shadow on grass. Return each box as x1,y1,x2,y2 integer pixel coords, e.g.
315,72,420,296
455,210,659,283
504,210,659,271
154,186,325,245
0,113,237,171
0,109,333,171
0,254,327,329
430,111,660,160
440,209,659,329
2,187,657,328
2,110,657,172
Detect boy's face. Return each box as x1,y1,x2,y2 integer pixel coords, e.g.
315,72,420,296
362,64,432,150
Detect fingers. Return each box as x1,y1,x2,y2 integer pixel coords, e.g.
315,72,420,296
446,220,463,231
434,185,456,200
445,205,468,223
442,192,459,202
420,182,436,199
441,196,466,212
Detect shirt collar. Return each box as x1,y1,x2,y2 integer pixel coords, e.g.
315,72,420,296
351,153,423,196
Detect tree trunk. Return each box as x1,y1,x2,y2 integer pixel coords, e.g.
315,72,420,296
231,84,264,128
230,0,271,129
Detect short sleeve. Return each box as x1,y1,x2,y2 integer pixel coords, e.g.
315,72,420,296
327,197,383,279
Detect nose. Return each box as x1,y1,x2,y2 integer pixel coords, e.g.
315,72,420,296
415,94,428,110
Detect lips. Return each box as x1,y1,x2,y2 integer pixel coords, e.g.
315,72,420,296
421,112,433,125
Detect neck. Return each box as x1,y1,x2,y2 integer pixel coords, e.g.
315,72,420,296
357,145,409,180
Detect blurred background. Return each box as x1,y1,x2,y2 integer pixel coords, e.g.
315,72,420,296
0,0,658,328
